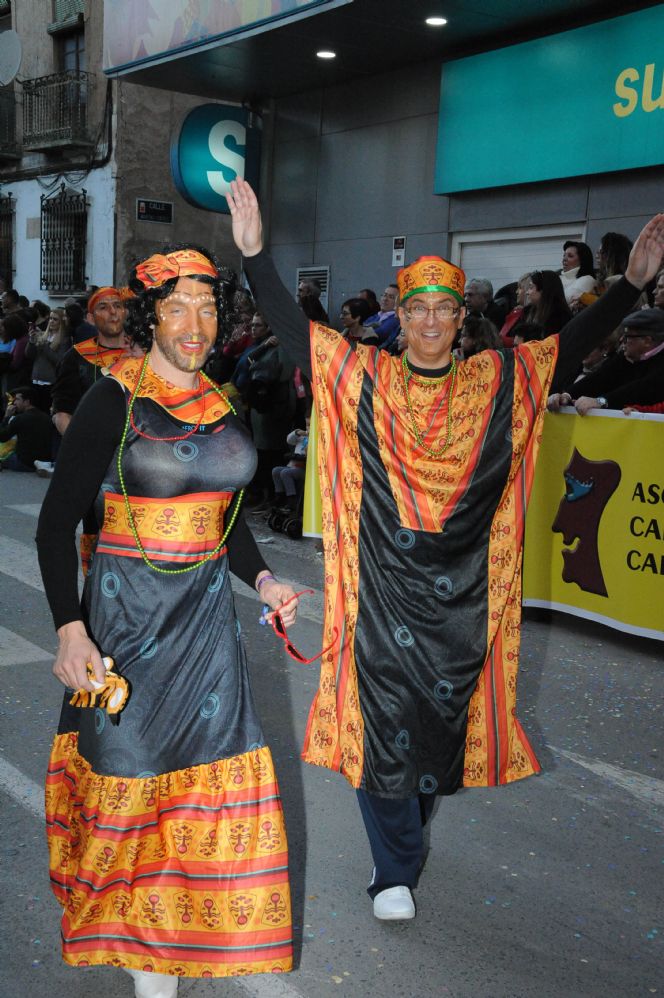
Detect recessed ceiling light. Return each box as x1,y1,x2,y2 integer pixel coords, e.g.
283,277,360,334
426,16,448,26
317,50,336,59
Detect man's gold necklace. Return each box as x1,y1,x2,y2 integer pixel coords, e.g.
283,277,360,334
401,351,457,457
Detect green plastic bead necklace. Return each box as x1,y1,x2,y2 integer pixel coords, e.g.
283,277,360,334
116,352,244,575
401,351,457,458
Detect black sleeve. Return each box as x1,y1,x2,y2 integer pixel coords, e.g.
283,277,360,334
36,377,126,630
0,414,19,442
568,354,628,399
242,251,313,378
551,277,641,393
52,347,85,415
227,508,269,590
604,368,664,409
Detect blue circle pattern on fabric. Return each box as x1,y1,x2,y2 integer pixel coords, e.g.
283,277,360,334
200,692,221,719
101,572,120,598
208,569,223,593
173,440,199,462
137,770,157,779
140,637,159,659
434,575,454,599
394,625,414,647
434,679,454,701
420,774,438,794
395,729,410,749
394,528,416,550
94,708,106,735
247,741,262,751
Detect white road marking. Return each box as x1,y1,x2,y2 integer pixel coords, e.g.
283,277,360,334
6,503,43,518
0,755,44,818
0,625,52,666
0,536,45,592
552,747,664,808
0,535,324,624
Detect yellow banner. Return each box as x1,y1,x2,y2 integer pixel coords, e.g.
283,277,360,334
302,407,322,538
523,410,664,640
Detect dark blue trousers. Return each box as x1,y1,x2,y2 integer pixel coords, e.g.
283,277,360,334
356,789,437,899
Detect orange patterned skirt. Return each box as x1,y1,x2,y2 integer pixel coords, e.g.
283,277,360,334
45,733,292,977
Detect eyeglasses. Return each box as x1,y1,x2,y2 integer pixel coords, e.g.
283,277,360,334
262,589,339,664
621,331,648,339
405,304,460,320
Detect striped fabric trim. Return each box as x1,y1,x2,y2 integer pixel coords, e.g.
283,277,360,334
46,733,292,977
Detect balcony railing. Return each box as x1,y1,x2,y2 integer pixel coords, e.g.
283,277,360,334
0,86,19,159
22,71,94,150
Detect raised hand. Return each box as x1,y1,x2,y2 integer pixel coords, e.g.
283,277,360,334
226,178,263,257
624,213,664,289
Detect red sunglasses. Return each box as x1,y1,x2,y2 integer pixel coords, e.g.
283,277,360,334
266,589,338,664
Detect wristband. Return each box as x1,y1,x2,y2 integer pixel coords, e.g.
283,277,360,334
256,573,276,592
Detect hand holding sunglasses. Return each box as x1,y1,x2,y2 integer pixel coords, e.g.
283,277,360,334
260,589,338,665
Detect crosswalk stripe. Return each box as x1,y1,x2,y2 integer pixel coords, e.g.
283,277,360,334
6,503,43,518
0,536,45,592
0,755,43,819
551,747,664,808
0,625,52,666
0,534,324,624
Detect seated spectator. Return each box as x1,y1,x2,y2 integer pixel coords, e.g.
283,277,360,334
548,308,664,414
573,330,621,382
358,288,380,318
596,231,633,287
0,385,52,471
525,270,572,335
465,277,508,329
26,306,72,411
340,297,377,346
297,277,329,323
458,315,501,358
500,273,531,345
560,240,596,305
271,423,309,511
512,321,546,346
364,284,400,346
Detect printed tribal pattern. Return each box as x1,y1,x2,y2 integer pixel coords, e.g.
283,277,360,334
302,324,559,790
96,491,234,563
46,734,292,977
111,357,231,425
74,337,126,372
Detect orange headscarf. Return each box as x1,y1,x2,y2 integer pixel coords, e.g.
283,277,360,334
135,250,218,289
397,256,466,305
87,286,123,312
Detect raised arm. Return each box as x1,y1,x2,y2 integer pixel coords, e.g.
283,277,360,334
226,178,313,378
551,213,664,393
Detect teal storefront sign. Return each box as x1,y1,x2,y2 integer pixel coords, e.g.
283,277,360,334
171,104,261,214
435,6,664,194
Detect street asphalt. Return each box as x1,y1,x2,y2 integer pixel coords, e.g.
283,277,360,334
0,471,662,998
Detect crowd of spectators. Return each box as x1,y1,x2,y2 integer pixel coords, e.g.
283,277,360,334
2,227,662,485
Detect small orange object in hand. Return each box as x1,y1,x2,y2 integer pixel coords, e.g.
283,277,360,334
69,656,130,716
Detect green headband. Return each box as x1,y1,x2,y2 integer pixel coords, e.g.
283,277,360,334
401,284,465,305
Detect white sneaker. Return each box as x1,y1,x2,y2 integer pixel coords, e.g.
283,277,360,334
33,460,54,477
373,885,416,920
124,969,179,998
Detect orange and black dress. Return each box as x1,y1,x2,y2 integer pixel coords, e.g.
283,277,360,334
244,251,641,799
37,358,292,978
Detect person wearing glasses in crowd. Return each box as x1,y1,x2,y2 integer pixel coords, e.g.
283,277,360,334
226,178,664,924
36,246,298,997
340,296,378,346
548,307,664,415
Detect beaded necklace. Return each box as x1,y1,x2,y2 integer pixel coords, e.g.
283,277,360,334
116,352,244,575
401,350,457,458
